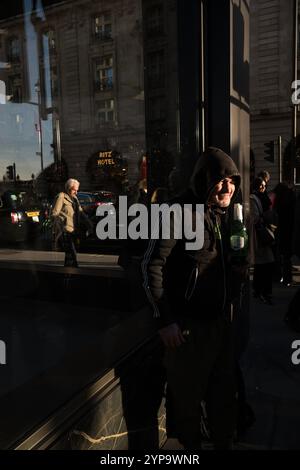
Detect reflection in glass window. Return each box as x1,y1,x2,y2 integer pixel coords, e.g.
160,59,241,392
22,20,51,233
146,4,164,36
44,30,56,52
93,12,112,41
94,55,113,91
0,0,181,247
11,113,24,136
42,29,59,103
295,167,300,185
7,36,20,63
0,80,5,104
42,29,59,109
1,190,40,211
149,95,166,121
96,99,115,124
49,65,58,98
148,50,164,88
7,74,22,102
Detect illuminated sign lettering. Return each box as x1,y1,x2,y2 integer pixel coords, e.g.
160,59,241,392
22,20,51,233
97,150,115,166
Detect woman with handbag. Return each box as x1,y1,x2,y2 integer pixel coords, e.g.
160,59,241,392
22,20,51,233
51,178,93,267
250,177,276,305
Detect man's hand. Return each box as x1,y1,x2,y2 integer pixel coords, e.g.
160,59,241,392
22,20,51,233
159,323,185,349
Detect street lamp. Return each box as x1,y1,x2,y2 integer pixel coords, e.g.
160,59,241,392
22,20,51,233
34,81,44,172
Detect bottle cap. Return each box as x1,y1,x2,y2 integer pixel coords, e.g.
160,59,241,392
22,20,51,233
233,203,243,221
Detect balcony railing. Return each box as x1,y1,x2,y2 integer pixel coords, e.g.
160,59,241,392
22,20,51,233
93,30,112,42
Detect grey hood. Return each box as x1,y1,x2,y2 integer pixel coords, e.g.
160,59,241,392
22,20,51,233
190,147,241,204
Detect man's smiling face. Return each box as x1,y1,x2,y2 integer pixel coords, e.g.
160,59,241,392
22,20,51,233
208,177,236,208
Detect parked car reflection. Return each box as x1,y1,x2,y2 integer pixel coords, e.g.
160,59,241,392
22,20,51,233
0,190,45,243
77,190,120,253
77,190,116,217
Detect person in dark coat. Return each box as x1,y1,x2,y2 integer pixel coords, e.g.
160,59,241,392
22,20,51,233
249,177,276,304
257,171,272,211
142,147,246,450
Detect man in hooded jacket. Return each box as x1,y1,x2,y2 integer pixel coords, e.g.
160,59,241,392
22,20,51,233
142,147,244,450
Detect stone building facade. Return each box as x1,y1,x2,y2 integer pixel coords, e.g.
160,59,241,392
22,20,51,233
250,0,300,186
0,0,180,195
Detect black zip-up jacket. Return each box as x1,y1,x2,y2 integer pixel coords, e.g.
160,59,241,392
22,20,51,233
142,147,242,327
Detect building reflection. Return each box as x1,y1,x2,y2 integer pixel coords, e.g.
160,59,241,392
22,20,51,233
0,0,181,198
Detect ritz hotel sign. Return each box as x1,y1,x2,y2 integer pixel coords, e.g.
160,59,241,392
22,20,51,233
97,151,115,166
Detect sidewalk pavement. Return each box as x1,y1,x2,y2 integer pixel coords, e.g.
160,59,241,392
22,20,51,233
0,248,119,268
164,273,300,451
237,274,300,450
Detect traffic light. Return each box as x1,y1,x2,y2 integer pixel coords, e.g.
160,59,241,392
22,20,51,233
6,165,14,180
263,140,275,163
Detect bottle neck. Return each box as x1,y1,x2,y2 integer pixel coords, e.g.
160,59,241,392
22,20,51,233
233,203,243,223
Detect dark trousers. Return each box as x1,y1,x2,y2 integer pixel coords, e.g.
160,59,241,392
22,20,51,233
62,232,78,267
253,263,273,296
164,315,237,450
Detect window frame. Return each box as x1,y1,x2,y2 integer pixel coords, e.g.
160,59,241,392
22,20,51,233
96,98,115,125
93,55,114,92
92,11,113,42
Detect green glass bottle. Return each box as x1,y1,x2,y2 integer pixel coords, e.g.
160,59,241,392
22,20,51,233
230,203,248,258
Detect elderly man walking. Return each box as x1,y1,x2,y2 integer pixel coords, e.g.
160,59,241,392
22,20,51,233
52,178,92,267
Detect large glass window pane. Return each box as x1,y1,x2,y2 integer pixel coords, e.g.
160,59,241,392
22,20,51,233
0,0,203,449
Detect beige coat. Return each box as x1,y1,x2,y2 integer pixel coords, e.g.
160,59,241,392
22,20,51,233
51,192,91,238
